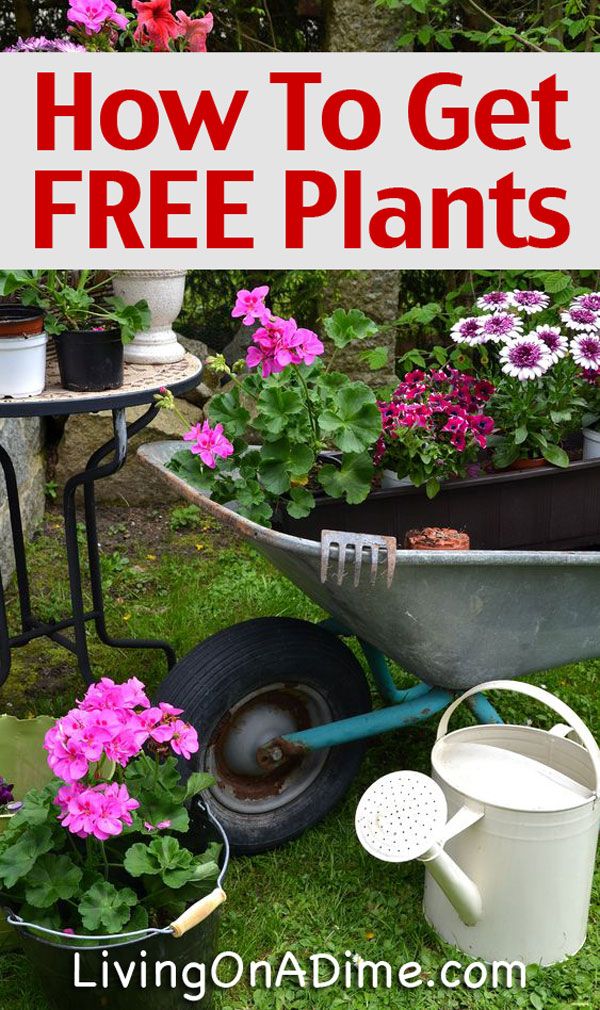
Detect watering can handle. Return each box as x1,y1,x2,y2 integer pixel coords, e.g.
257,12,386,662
436,680,600,796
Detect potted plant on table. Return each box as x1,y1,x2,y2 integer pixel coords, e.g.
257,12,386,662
0,306,47,399
0,271,150,393
0,678,225,1007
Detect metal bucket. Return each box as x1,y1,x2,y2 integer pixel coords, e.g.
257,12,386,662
423,681,600,965
6,800,229,1009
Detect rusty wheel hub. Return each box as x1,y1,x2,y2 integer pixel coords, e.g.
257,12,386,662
205,683,331,814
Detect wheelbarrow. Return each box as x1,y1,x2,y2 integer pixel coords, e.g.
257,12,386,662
140,441,600,854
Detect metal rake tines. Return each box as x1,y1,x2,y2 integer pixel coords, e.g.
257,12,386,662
320,531,397,588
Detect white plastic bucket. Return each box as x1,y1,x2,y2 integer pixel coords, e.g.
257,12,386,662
583,426,600,460
423,681,600,965
0,332,47,398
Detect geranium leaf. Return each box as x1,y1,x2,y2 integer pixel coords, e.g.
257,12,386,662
318,453,374,505
25,854,83,909
324,309,378,349
207,390,250,437
79,881,137,934
318,384,381,453
0,826,55,889
184,773,214,801
256,387,304,436
286,487,315,519
258,440,314,494
124,837,195,889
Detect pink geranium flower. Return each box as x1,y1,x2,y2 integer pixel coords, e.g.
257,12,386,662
176,10,213,52
231,286,270,326
58,782,139,841
183,421,235,469
68,0,128,34
169,720,199,760
132,0,182,50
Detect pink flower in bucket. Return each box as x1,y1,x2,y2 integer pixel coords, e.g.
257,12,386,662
231,285,270,326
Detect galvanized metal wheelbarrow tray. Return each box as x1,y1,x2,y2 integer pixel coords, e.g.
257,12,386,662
140,441,600,747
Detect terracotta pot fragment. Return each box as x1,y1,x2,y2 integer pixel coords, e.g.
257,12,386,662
404,527,470,551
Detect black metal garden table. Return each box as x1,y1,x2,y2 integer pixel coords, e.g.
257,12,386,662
0,352,202,687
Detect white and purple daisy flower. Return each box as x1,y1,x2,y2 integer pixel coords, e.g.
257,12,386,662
499,335,552,381
450,317,484,346
534,325,568,363
570,332,600,370
479,312,523,343
475,291,511,311
509,290,550,314
560,305,600,331
573,292,600,313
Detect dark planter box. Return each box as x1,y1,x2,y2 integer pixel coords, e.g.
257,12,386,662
274,459,600,550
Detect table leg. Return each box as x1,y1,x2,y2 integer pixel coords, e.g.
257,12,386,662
0,443,35,686
81,404,176,673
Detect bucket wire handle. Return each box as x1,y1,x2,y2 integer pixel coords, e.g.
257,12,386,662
436,680,600,797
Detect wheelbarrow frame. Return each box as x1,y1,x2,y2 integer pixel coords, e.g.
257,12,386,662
139,442,507,769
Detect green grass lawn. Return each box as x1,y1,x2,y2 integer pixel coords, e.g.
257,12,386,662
0,501,598,1009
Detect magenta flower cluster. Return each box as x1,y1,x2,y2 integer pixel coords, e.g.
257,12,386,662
232,286,325,379
67,0,127,35
374,368,495,464
45,677,199,841
183,420,234,469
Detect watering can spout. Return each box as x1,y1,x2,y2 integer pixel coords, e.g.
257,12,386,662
419,843,482,927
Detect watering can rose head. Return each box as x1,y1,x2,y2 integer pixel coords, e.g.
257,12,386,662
163,285,387,527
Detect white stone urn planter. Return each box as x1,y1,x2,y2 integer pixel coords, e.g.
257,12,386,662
112,270,187,365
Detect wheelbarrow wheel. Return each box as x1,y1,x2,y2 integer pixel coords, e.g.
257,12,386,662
155,617,372,854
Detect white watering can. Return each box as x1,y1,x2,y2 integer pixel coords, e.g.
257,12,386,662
355,681,600,966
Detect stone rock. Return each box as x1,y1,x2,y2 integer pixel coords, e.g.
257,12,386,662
322,271,400,387
55,399,202,506
0,418,46,589
222,324,255,368
326,0,408,52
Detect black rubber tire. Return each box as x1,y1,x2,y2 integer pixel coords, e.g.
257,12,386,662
155,618,372,854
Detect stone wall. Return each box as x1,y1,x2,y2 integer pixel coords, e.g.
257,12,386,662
0,418,46,589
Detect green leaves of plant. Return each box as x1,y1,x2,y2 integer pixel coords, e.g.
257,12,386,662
208,390,251,437
124,836,220,902
258,440,314,495
256,387,304,436
286,487,315,519
24,854,83,909
107,297,151,344
318,453,374,505
124,756,214,836
0,826,55,889
323,309,378,348
318,384,381,453
125,837,195,889
79,881,138,934
542,444,570,468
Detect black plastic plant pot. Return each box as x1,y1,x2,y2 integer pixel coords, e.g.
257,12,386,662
274,457,600,551
7,802,229,1010
54,328,124,392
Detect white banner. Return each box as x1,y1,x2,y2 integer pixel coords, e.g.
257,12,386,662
0,51,596,268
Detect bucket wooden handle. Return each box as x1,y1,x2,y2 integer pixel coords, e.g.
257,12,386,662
436,680,600,796
170,888,227,939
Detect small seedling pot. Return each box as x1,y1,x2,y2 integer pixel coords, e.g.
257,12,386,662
54,328,124,392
